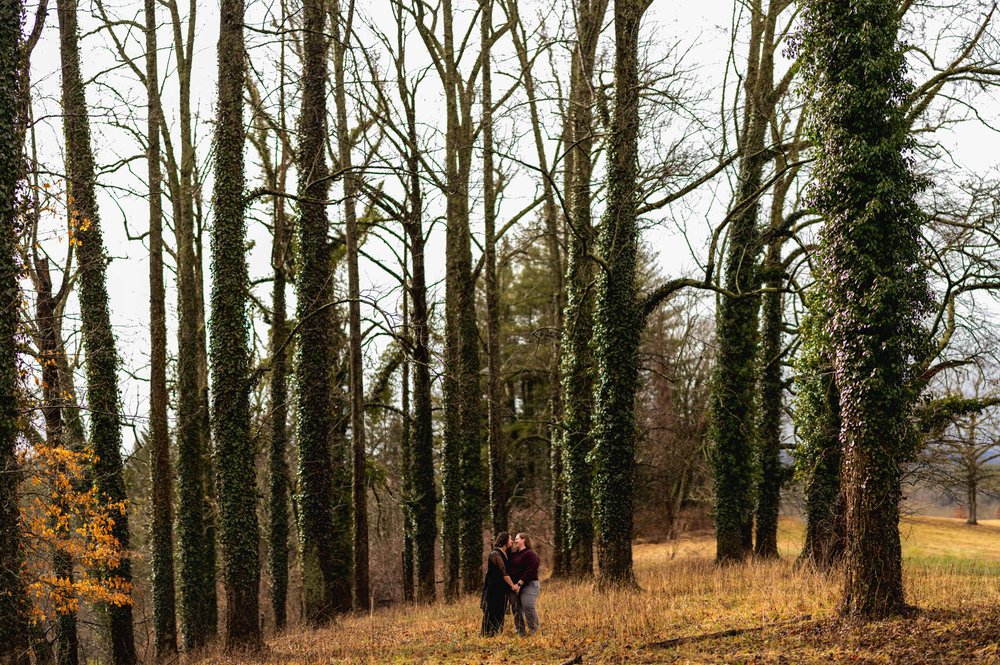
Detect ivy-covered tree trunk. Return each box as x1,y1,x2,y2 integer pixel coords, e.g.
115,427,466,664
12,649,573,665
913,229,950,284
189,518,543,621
0,6,29,660
794,299,845,569
708,0,776,564
330,0,370,610
402,92,437,602
802,0,928,619
439,0,485,599
591,0,643,589
327,313,355,614
754,233,783,559
481,0,508,536
211,0,261,647
561,0,608,580
55,1,137,660
144,0,178,653
295,0,338,624
168,2,216,642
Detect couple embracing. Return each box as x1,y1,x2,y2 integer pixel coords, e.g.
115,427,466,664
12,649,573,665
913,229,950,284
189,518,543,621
480,531,541,637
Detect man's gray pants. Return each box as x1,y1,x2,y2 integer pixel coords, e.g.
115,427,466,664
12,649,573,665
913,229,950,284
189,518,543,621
510,581,540,635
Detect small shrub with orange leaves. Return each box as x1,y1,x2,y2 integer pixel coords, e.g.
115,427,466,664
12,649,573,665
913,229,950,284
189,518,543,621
17,438,132,622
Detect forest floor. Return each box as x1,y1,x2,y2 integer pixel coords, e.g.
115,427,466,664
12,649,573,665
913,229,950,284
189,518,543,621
201,516,1000,664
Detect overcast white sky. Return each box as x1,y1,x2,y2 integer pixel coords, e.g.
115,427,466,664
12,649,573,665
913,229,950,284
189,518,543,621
22,0,1000,450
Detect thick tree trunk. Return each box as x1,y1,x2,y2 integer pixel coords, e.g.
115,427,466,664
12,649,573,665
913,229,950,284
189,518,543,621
211,0,261,647
591,0,643,589
562,0,608,580
55,1,136,659
0,5,30,659
803,0,927,619
401,260,415,603
144,0,179,655
295,0,339,624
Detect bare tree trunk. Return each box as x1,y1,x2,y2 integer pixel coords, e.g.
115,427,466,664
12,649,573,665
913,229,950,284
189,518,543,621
55,0,137,659
330,0,370,610
212,0,262,646
144,0,178,653
164,0,216,646
966,473,977,525
481,0,508,536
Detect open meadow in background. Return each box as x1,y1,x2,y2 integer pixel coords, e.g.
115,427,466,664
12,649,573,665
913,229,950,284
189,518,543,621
196,516,1000,664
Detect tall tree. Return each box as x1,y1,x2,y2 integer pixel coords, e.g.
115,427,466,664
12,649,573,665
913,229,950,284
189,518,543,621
708,0,776,563
331,0,370,609
144,0,178,654
296,0,339,623
394,19,437,600
801,0,928,618
55,0,137,660
267,16,292,628
412,0,485,599
160,0,218,647
561,0,608,579
212,0,261,646
590,0,643,589
0,1,31,659
481,0,508,535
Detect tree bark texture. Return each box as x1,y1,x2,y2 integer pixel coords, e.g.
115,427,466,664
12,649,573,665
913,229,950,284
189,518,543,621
211,0,262,646
295,0,339,624
708,0,774,564
0,5,30,660
55,1,137,659
561,0,608,579
591,0,643,589
802,0,928,619
144,0,178,653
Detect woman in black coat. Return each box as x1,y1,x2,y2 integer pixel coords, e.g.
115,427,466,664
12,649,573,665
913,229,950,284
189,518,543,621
481,532,517,636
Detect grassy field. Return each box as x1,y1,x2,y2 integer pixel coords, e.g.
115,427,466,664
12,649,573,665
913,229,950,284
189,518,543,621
201,516,1000,663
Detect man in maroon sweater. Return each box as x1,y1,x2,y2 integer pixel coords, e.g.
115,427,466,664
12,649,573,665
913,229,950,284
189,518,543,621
507,533,541,635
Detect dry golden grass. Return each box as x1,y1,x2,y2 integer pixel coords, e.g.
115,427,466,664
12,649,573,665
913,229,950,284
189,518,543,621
200,516,1000,664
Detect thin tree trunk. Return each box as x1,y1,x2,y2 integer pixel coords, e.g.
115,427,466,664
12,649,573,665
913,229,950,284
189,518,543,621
709,0,774,564
401,79,437,602
268,26,291,627
401,236,415,603
35,260,78,665
167,0,215,645
55,1,136,659
144,0,178,652
330,0,370,610
212,0,261,646
481,0,508,536
967,474,977,525
591,0,643,589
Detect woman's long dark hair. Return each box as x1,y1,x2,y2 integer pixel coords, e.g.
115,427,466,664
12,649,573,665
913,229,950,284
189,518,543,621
492,531,510,550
